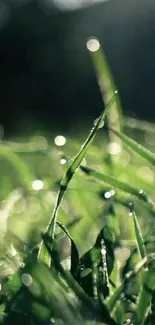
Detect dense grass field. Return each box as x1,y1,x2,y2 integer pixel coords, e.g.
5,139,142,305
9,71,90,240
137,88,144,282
1,38,155,324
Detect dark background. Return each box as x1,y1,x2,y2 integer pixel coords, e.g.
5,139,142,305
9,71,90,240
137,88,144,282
1,0,155,137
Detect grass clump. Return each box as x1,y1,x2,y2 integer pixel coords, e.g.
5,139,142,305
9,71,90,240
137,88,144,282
0,38,155,325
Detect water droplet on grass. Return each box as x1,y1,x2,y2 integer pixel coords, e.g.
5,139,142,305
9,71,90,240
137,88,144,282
87,38,100,52
93,117,104,128
60,158,67,165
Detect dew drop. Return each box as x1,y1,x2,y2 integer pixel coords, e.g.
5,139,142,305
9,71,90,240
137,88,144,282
87,38,100,52
104,191,112,199
93,117,104,128
60,158,67,165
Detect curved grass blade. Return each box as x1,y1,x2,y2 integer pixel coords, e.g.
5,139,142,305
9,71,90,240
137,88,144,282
129,205,146,262
111,128,155,166
38,93,117,266
56,221,80,277
134,266,155,325
80,165,155,210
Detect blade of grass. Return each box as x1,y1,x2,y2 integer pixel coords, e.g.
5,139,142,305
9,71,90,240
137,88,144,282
87,37,123,130
80,165,155,211
110,128,155,166
131,208,147,262
134,266,155,325
56,221,80,277
38,93,117,266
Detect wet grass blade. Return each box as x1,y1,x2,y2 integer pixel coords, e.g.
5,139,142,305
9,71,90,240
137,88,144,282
80,165,155,210
56,221,80,277
88,38,123,129
132,209,147,261
134,266,155,325
38,93,117,267
111,128,155,166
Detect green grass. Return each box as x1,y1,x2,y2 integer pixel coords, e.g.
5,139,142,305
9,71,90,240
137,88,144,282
0,38,155,324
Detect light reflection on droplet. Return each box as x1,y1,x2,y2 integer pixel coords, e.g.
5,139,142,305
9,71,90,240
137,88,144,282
32,180,44,191
107,142,121,155
101,247,106,255
54,135,66,146
60,158,67,165
129,212,133,216
104,191,112,199
21,273,33,287
93,117,104,128
87,38,100,52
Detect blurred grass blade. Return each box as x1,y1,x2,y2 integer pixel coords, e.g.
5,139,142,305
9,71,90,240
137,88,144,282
56,221,80,277
38,93,117,266
87,37,123,131
111,128,155,166
80,165,155,210
0,145,34,190
134,266,155,325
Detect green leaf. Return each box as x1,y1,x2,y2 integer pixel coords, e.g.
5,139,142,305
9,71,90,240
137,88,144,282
38,93,117,267
76,225,114,301
134,266,155,325
80,165,155,210
56,221,80,277
89,39,123,129
111,128,155,166
132,209,147,261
